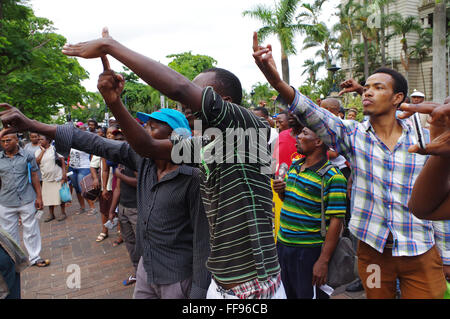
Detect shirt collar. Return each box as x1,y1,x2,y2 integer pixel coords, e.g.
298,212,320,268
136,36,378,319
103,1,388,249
294,157,329,174
0,147,25,158
362,118,411,134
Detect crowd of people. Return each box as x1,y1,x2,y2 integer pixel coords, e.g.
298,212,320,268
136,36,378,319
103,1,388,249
0,28,449,300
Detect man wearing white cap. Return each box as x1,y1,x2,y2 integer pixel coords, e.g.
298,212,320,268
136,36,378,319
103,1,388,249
411,90,429,128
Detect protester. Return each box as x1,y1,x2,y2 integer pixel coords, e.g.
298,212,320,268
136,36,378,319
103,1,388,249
90,126,116,242
87,119,99,133
35,135,67,222
0,133,49,268
276,111,290,132
68,124,97,215
346,108,358,121
399,98,450,221
273,127,347,298
253,106,279,146
38,27,284,299
108,159,139,286
23,132,42,181
253,32,450,298
410,89,429,128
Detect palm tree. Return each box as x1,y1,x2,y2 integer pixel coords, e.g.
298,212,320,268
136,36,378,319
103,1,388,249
301,58,324,86
336,0,361,78
410,29,432,97
372,0,396,67
243,0,306,84
387,14,422,81
353,1,380,79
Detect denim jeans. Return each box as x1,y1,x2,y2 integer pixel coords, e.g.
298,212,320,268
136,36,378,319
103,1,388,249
68,167,91,194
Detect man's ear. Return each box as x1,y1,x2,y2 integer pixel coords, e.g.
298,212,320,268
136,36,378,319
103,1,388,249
222,96,233,103
393,92,405,108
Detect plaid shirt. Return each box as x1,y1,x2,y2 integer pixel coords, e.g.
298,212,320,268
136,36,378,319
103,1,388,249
289,89,450,264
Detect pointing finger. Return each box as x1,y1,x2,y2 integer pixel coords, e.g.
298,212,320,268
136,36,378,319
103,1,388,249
101,55,111,71
102,26,110,38
252,32,260,52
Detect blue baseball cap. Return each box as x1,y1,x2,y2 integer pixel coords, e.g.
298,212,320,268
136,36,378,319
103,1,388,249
137,108,192,138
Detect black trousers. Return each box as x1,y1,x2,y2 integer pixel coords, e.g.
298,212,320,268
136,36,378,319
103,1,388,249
277,242,329,299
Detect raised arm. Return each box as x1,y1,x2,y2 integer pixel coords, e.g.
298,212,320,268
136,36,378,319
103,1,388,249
252,32,356,157
62,28,204,112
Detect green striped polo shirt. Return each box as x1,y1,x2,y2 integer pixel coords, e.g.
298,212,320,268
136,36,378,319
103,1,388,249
175,87,280,285
278,158,347,247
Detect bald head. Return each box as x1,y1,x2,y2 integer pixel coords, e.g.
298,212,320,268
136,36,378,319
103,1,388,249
321,98,341,117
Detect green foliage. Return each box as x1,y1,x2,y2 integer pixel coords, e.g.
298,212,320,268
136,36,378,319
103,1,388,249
0,0,89,123
243,0,308,83
250,82,278,114
342,94,364,122
166,51,217,81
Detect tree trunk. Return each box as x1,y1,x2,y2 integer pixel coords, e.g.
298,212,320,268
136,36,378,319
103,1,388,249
380,5,386,67
432,0,447,103
281,49,290,85
420,58,427,98
363,36,369,79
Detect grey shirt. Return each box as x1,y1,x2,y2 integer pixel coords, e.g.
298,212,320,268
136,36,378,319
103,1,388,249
54,124,211,299
0,148,38,207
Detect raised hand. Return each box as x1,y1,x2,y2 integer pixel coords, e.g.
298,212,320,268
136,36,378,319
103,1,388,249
0,103,35,139
338,78,364,96
399,101,450,157
252,32,294,105
97,55,125,106
62,26,112,59
252,32,281,88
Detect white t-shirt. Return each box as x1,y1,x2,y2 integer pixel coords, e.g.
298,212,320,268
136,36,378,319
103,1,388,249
90,155,113,191
69,148,91,169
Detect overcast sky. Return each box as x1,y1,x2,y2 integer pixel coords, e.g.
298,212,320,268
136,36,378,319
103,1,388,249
29,0,339,94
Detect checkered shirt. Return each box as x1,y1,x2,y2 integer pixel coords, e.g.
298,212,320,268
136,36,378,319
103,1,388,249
289,89,450,264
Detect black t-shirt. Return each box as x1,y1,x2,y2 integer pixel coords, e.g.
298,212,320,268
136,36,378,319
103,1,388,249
119,165,137,208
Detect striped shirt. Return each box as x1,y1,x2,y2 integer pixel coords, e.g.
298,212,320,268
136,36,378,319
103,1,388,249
175,87,280,285
278,158,347,246
289,89,450,263
54,126,211,298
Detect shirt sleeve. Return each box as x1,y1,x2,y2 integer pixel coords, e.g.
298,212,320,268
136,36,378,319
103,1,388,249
432,220,450,265
27,153,39,172
197,86,270,133
324,173,347,219
90,155,101,169
187,168,211,299
55,124,139,171
289,89,357,159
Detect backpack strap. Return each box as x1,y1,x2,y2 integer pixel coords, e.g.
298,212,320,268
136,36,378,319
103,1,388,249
317,164,335,238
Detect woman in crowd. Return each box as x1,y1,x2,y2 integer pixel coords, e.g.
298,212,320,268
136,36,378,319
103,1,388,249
35,135,67,222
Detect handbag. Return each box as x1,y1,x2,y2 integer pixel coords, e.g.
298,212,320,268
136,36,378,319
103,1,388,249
318,164,358,289
59,182,72,203
80,173,101,201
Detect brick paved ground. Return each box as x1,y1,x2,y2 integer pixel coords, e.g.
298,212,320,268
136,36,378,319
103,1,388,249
20,199,135,299
18,198,365,299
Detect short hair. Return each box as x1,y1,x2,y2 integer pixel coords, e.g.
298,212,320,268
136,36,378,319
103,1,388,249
348,108,358,114
372,67,408,105
202,68,243,105
278,110,289,117
253,106,269,118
